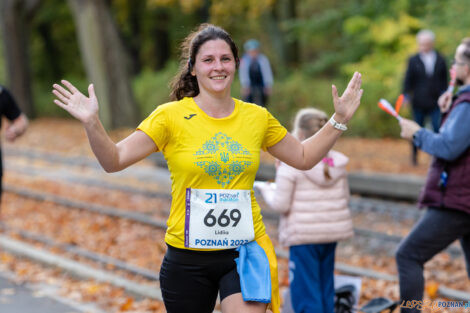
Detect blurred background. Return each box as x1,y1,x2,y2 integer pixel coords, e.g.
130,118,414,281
1,0,469,136
2,1,470,312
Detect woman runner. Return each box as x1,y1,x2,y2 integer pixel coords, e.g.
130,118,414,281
52,24,363,313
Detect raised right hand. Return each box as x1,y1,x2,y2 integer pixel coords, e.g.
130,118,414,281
52,80,99,124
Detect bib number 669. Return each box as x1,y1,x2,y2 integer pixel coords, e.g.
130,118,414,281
204,209,241,227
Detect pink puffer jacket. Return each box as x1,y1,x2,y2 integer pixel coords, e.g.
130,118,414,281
258,150,353,247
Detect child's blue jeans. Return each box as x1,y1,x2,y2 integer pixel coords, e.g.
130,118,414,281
289,242,337,313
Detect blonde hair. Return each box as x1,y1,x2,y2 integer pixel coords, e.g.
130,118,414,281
292,108,331,179
292,108,328,140
460,37,470,63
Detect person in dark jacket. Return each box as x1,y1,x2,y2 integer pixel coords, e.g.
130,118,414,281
403,29,448,165
239,39,273,107
396,37,470,313
0,85,28,205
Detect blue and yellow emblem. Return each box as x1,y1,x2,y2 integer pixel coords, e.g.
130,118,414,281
194,132,252,187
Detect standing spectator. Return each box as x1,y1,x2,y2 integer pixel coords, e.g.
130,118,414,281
403,29,448,165
239,39,273,107
256,107,354,313
397,37,470,313
0,85,28,204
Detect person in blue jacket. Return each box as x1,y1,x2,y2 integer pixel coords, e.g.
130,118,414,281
239,39,273,107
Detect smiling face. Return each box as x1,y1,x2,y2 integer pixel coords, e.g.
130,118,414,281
191,39,236,97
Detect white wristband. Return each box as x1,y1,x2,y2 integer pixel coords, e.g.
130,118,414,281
329,116,348,131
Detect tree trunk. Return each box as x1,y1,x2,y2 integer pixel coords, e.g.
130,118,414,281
198,0,210,22
263,0,301,75
122,0,145,75
264,4,287,77
67,0,139,129
284,0,299,67
0,0,36,117
152,9,171,70
36,22,61,80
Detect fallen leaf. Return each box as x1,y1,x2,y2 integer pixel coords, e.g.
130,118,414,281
426,282,440,299
119,297,134,311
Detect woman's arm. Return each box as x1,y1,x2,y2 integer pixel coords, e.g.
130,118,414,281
268,72,363,170
267,122,341,170
84,117,157,172
53,80,158,172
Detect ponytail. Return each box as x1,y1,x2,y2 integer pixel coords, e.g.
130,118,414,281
323,161,332,180
170,63,199,100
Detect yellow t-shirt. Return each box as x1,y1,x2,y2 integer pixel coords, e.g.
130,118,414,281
137,97,287,249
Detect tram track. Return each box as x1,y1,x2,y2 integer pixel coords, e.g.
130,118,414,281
4,146,423,221
3,182,415,251
1,149,463,259
2,146,469,303
1,195,468,303
3,172,426,256
5,176,461,258
0,222,160,281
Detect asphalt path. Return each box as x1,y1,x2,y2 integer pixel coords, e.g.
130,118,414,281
0,271,105,313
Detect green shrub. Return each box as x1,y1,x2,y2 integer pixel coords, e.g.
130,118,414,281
34,75,88,117
267,71,403,137
268,73,336,131
133,63,177,117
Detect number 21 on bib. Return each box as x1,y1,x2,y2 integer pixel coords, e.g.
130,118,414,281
184,188,255,249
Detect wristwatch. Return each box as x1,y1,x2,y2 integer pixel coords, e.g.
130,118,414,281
329,116,348,131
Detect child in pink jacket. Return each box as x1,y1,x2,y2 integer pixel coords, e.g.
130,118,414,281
257,108,354,313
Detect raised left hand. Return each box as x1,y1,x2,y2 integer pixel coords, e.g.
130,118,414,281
332,72,363,124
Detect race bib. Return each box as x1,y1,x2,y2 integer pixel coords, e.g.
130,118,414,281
185,188,255,249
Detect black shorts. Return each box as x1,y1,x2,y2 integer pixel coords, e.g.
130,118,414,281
160,244,241,313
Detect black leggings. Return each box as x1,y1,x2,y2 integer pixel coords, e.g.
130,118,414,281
160,244,241,313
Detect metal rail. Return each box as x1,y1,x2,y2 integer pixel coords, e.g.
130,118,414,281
0,222,160,281
4,183,463,258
